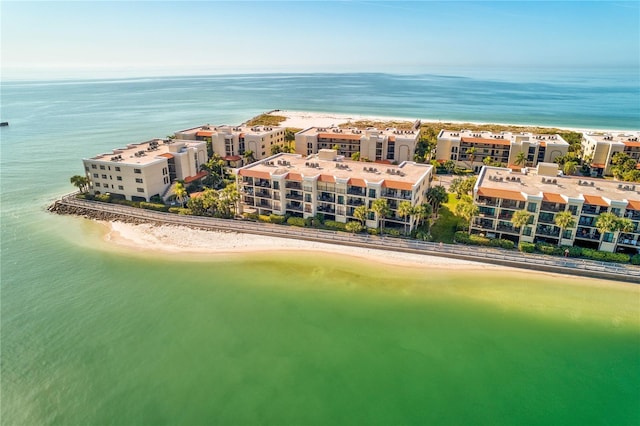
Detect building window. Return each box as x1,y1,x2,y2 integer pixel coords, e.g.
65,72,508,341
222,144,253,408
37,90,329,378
611,208,621,217
91,164,97,169
602,232,614,243
134,168,142,174
368,188,376,198
562,229,572,239
523,226,532,236
137,188,144,193
117,176,122,181
118,185,124,190
95,183,101,187
100,165,105,170
136,178,143,183
527,203,537,213
115,167,121,172
273,181,280,190
102,174,107,179
568,205,577,215
93,173,98,178
162,168,168,175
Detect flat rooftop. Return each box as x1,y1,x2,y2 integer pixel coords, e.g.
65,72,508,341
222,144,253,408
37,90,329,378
176,124,283,138
87,139,201,166
478,166,640,206
440,129,568,145
584,132,640,147
238,152,431,190
297,126,419,140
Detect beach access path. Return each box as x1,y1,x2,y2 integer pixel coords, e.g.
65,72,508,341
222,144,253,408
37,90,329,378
50,194,640,284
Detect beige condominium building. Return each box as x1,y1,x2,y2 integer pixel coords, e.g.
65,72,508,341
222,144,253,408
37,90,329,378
581,132,640,176
83,138,208,202
436,130,569,172
470,163,640,253
175,124,286,165
295,126,419,163
236,149,433,232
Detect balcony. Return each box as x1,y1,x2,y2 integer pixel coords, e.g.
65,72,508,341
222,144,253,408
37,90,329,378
578,217,594,227
318,193,336,203
478,206,496,218
286,191,303,200
618,233,639,246
500,200,524,210
317,205,335,214
535,224,560,237
626,210,640,220
286,203,303,212
496,222,517,233
258,200,272,209
538,213,555,224
477,197,498,207
576,227,601,241
581,205,599,215
498,211,514,221
347,197,365,206
382,190,412,200
347,187,366,197
540,202,565,213
473,218,495,229
255,190,272,198
255,179,271,188
285,181,302,190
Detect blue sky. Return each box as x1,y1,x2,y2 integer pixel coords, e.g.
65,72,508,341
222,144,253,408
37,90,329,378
1,1,638,79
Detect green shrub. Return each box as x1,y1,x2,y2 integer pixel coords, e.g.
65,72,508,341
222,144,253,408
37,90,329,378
287,217,306,227
168,207,191,215
324,220,347,231
258,215,271,223
111,199,140,208
269,214,286,224
345,221,364,233
149,195,164,204
563,246,583,257
536,242,560,255
469,234,491,246
492,239,515,249
140,202,169,212
304,217,314,227
367,228,379,235
243,212,259,221
383,228,401,237
94,193,112,202
631,254,640,265
518,242,535,253
454,231,470,244
415,230,431,241
581,248,630,263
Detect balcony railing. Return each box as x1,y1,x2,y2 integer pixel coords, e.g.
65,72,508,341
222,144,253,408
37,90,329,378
285,181,302,190
347,187,366,196
500,200,524,210
286,192,303,200
576,227,601,240
540,203,565,213
286,204,303,212
347,197,365,206
318,194,336,203
535,224,560,237
581,206,599,215
317,205,335,214
255,190,271,198
625,210,640,220
477,197,498,207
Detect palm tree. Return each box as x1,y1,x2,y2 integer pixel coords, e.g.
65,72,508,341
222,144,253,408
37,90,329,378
427,185,448,216
563,161,578,176
514,151,526,167
351,152,361,161
345,221,364,234
353,205,368,227
174,181,187,207
466,147,476,168
397,201,413,235
454,195,479,232
371,199,390,234
511,210,532,242
595,212,619,237
70,175,89,193
220,184,240,218
483,156,493,166
414,203,433,228
554,210,576,246
243,150,256,164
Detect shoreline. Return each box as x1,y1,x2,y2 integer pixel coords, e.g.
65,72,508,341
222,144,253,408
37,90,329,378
103,220,510,272
270,109,637,134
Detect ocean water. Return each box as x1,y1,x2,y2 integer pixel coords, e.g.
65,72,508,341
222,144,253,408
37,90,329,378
1,72,639,425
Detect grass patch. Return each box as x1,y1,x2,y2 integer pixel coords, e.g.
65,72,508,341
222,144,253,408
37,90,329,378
246,114,286,126
430,194,464,243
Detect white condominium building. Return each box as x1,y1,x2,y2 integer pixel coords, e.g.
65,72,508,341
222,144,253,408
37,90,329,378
236,149,433,232
581,132,640,176
175,124,286,164
295,126,419,163
436,130,569,172
471,163,640,253
83,138,208,202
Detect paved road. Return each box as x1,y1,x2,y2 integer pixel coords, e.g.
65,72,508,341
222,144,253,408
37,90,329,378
53,194,640,284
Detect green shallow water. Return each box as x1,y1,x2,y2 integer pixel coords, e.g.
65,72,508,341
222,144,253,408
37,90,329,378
2,216,639,425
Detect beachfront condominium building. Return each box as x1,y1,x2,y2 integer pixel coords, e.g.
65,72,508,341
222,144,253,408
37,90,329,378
470,163,640,253
436,130,569,173
236,150,433,233
83,138,208,202
581,132,640,176
295,126,419,163
175,124,286,165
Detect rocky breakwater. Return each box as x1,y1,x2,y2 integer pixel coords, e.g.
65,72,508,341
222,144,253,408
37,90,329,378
48,200,161,226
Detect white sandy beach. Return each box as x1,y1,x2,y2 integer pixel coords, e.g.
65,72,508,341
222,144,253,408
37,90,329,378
103,221,508,271
271,109,634,134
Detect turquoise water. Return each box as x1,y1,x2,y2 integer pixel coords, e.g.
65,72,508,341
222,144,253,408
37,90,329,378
2,72,639,425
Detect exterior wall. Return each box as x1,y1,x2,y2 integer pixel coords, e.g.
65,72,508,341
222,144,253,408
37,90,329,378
237,153,432,233
84,158,170,201
470,166,640,253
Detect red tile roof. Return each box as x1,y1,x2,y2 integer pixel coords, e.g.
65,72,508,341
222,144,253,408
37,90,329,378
224,155,242,161
624,141,640,148
159,153,174,159
184,171,208,183
477,187,526,201
286,172,303,181
382,180,413,191
627,200,640,211
461,137,510,146
348,178,367,187
318,174,336,183
196,131,214,137
583,194,609,207
238,169,272,179
590,163,606,168
542,192,566,203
